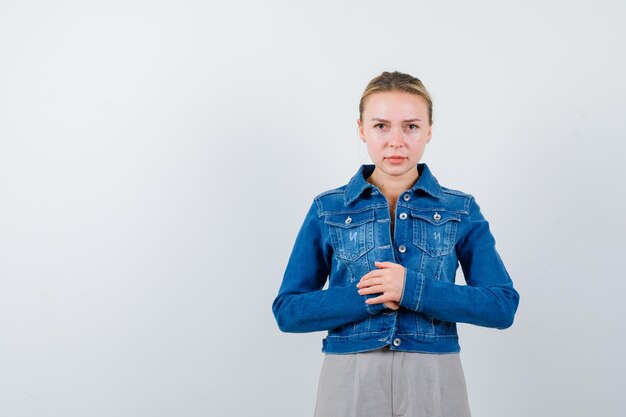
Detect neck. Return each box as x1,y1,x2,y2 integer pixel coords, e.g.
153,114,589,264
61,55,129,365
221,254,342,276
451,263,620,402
366,166,419,199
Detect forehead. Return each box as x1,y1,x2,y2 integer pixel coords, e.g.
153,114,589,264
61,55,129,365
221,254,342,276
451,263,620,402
363,91,429,118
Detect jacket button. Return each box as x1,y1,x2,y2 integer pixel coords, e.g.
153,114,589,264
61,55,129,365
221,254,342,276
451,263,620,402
399,212,407,220
403,194,410,201
393,338,401,346
398,245,406,253
345,216,352,225
433,212,441,221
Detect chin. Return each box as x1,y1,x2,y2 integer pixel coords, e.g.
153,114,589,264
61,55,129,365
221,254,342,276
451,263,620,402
381,166,411,175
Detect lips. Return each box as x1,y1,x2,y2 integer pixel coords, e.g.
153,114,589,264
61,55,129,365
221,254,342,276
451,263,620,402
386,156,407,160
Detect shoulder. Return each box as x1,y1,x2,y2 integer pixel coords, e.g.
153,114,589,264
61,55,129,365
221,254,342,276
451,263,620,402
437,184,490,224
312,183,350,215
440,185,471,198
440,185,473,204
427,180,475,214
314,184,348,200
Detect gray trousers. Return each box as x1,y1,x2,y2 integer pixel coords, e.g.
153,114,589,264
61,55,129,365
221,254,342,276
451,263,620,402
313,346,472,417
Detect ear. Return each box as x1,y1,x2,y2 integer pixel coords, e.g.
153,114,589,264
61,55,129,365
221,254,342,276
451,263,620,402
357,118,365,140
426,125,433,143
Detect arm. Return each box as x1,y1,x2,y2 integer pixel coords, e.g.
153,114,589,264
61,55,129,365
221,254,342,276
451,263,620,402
399,195,520,329
272,200,384,333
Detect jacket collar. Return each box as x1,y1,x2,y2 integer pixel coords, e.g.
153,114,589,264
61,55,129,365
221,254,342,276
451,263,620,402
344,163,443,205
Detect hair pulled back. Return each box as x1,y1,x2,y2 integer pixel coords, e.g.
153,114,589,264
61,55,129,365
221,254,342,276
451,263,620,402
359,71,433,125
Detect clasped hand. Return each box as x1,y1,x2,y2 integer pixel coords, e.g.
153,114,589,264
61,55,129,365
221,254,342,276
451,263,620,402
356,261,406,310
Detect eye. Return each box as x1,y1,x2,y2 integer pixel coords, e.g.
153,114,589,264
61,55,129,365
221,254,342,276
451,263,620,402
374,123,386,129
407,124,419,130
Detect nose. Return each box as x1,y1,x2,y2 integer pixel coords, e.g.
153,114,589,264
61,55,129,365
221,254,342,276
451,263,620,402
389,127,403,148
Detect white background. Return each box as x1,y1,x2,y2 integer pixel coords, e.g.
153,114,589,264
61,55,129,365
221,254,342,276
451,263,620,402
1,1,625,416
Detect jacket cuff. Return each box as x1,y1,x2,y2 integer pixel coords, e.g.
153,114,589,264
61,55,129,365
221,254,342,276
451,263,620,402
399,267,426,311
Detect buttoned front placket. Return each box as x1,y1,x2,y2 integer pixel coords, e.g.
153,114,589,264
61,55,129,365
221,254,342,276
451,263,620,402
387,191,414,349
395,192,412,258
371,189,415,350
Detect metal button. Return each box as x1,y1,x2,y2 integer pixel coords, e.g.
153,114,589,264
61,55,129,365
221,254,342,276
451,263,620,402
433,212,441,221
403,194,410,201
345,216,352,225
398,245,406,253
399,212,407,220
393,338,401,347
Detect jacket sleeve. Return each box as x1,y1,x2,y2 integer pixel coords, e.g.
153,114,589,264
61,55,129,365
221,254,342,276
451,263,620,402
399,195,520,329
272,199,385,333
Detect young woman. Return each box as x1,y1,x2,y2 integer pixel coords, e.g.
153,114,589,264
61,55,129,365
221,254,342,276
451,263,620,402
272,71,520,417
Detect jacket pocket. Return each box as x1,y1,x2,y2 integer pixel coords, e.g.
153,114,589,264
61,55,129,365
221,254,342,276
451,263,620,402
325,210,375,261
411,210,461,257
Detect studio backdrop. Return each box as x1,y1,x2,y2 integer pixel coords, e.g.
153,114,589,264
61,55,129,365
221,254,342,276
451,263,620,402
0,1,624,416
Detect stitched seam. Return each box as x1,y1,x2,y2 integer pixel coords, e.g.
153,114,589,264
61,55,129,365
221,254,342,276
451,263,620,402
400,267,407,305
325,332,458,339
314,197,323,217
316,188,344,198
409,208,465,214
394,332,459,338
415,272,425,311
441,187,469,197
318,204,388,216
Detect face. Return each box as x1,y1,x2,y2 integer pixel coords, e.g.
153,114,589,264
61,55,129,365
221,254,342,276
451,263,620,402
358,91,432,181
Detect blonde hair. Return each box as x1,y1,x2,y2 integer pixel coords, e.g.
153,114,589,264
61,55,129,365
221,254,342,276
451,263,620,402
359,71,433,125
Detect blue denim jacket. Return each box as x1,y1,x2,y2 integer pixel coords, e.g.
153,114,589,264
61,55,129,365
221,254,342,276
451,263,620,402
272,163,519,354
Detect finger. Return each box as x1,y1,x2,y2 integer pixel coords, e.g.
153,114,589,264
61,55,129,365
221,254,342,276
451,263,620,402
358,284,384,295
365,294,391,304
374,261,399,269
357,277,384,289
384,301,400,310
359,270,383,282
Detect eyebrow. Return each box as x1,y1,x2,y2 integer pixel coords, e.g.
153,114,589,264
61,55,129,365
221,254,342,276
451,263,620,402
370,118,423,123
